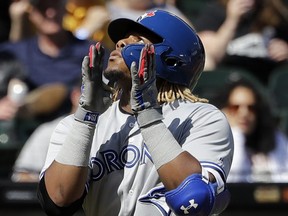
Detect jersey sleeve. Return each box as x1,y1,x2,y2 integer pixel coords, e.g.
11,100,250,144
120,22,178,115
180,104,234,181
39,114,74,179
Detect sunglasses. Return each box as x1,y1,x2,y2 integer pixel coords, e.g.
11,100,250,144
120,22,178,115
228,104,256,113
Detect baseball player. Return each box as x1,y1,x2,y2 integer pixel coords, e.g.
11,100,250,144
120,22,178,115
38,10,234,216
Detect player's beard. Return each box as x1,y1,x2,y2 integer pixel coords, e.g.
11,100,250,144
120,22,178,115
103,67,131,85
104,68,121,82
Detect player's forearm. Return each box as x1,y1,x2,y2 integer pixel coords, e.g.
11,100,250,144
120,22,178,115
43,120,94,206
157,151,202,190
140,120,202,190
44,161,88,206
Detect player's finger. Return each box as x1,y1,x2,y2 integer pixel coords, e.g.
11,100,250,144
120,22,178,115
89,42,103,67
89,45,95,68
139,44,148,84
147,44,155,80
131,61,140,85
88,42,105,82
94,42,105,71
81,56,90,77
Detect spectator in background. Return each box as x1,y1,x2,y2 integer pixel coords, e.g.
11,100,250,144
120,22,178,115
213,75,288,182
0,0,97,122
194,0,288,85
11,80,81,182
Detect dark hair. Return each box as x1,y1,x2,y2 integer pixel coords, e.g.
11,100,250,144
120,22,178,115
214,75,277,154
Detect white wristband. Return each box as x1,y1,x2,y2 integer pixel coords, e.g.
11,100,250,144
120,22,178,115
140,121,184,169
55,120,95,166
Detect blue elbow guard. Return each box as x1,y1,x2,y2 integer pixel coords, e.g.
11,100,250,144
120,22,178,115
165,174,215,216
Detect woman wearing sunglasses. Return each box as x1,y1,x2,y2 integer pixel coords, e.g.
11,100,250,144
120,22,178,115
214,74,288,183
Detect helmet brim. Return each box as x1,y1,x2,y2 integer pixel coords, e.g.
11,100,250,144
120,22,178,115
108,18,162,44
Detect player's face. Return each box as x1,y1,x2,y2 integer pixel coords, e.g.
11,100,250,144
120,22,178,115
104,33,153,84
224,86,257,135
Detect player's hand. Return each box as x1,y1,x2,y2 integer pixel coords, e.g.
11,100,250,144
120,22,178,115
130,44,163,127
75,42,113,124
130,44,159,113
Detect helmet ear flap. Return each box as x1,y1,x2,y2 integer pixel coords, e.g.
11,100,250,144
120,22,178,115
121,44,145,70
121,44,170,72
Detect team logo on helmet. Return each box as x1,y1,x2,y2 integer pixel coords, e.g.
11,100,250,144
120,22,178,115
137,11,156,22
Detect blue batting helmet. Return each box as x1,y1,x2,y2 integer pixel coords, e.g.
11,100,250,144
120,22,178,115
108,10,205,90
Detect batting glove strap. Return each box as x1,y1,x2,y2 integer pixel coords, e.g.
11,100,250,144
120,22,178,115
74,106,100,125
136,108,163,128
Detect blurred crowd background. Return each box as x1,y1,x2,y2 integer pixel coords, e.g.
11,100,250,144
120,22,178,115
0,0,287,190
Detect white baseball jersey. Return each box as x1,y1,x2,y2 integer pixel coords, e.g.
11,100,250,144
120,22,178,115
41,99,234,216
